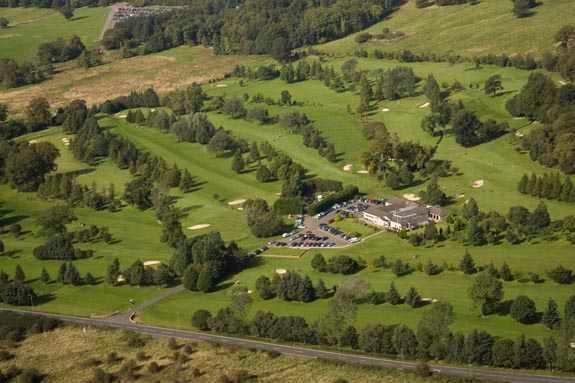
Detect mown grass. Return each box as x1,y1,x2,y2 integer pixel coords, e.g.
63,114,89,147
0,7,109,61
316,0,575,57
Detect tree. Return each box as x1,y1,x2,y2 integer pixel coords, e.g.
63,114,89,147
468,271,504,316
459,250,477,274
255,276,275,300
387,282,402,305
256,165,273,182
59,5,75,20
231,151,245,174
510,295,538,324
513,0,534,18
179,169,194,193
197,268,215,292
530,201,551,230
123,177,153,210
393,325,418,358
518,174,529,194
192,309,212,331
106,258,120,285
183,267,199,291
499,262,514,281
542,298,561,330
565,296,575,321
484,75,503,96
315,279,329,299
311,253,327,272
492,338,515,368
14,264,25,283
37,205,76,237
405,287,422,308
5,142,59,192
419,176,448,206
26,97,51,128
40,268,50,284
0,103,7,121
417,302,454,359
0,240,4,255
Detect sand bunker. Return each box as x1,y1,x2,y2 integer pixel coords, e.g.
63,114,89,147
117,275,126,283
216,84,228,88
513,117,525,120
275,269,287,275
559,80,567,86
472,179,485,189
228,199,246,206
28,140,38,144
357,170,369,174
418,102,430,109
515,131,524,138
403,193,421,202
188,224,211,230
457,193,465,199
343,164,353,172
143,260,161,267
381,108,390,112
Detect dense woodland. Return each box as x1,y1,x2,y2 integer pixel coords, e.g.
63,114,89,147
102,0,401,59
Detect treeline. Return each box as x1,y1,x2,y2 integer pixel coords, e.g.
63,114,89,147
0,58,52,89
106,258,174,287
102,0,401,60
171,232,254,292
518,173,575,202
511,73,575,174
0,35,87,89
194,301,575,372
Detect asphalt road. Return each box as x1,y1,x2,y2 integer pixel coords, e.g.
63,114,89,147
1,309,573,383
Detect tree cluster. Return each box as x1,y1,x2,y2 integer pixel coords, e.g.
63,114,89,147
518,173,575,202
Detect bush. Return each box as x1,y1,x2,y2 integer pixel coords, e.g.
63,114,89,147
192,309,212,331
510,295,538,324
414,362,432,377
326,255,361,275
547,265,573,284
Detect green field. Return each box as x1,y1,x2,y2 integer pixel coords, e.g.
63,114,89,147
0,7,109,61
1,39,574,344
317,0,575,57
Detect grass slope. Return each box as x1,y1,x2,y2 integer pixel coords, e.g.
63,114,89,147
317,0,575,57
0,7,109,61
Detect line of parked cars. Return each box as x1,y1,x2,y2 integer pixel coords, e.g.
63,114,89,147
270,231,337,248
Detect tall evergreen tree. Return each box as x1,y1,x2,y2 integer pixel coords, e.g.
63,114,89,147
542,298,561,330
14,264,25,283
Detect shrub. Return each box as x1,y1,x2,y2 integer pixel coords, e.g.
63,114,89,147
192,309,212,331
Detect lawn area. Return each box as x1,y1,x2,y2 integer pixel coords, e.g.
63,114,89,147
316,0,575,57
331,218,379,238
0,7,109,61
204,57,575,219
142,235,575,340
102,116,278,250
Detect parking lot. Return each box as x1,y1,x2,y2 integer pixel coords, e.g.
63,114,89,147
268,199,384,249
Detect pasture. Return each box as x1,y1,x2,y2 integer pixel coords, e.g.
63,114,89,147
316,0,575,57
0,7,109,61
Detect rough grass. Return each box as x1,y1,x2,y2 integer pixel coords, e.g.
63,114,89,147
0,46,269,114
317,0,575,57
0,325,473,383
0,7,109,61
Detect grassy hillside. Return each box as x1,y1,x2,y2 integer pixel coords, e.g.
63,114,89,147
317,0,575,57
0,7,109,61
0,45,269,114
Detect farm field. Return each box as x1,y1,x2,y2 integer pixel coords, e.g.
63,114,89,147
316,0,575,57
0,7,109,61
